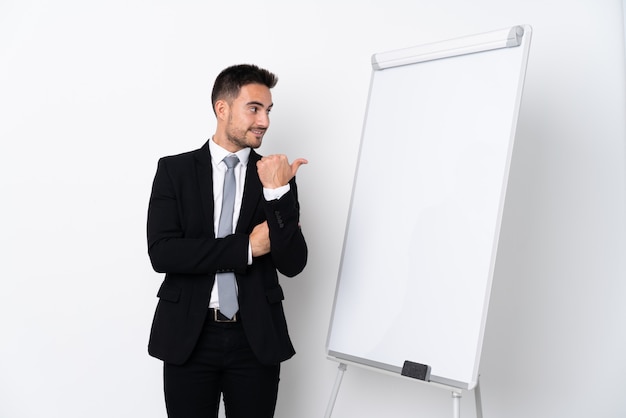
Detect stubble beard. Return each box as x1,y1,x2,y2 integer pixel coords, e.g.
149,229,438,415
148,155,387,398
226,126,263,150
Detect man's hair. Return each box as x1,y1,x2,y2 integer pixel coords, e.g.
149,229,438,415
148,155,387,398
211,64,278,114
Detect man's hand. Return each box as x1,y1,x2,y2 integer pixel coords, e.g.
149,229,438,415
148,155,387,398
256,154,308,189
250,221,270,257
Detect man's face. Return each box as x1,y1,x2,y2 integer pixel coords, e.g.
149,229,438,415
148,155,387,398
223,83,273,151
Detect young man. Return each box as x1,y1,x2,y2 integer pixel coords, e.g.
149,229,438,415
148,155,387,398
147,64,308,418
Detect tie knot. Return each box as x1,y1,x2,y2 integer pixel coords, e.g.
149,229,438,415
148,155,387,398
223,155,239,169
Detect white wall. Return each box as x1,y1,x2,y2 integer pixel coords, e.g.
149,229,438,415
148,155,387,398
1,1,624,418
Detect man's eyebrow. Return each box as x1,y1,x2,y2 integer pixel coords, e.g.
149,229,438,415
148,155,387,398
247,101,274,109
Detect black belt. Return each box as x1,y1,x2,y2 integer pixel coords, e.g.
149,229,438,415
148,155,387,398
208,308,239,323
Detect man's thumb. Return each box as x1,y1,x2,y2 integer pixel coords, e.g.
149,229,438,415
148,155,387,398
291,158,308,176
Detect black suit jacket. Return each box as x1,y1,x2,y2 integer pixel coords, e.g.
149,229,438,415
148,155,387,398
147,140,307,365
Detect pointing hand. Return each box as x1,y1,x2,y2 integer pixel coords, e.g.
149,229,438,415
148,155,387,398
257,154,308,189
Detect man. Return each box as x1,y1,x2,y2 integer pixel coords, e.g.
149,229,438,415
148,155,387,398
147,64,308,418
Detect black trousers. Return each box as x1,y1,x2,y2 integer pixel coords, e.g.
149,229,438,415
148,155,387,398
163,310,281,418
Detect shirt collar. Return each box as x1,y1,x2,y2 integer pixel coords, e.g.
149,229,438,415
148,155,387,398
209,137,251,166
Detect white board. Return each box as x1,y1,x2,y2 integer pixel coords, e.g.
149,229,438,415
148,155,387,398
326,25,532,390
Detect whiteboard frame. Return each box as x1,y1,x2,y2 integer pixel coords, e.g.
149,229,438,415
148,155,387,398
326,25,533,391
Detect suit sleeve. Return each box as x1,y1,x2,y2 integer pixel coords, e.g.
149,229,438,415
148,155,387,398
146,157,249,275
263,178,308,277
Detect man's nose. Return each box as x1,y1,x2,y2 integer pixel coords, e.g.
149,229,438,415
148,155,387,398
256,112,269,127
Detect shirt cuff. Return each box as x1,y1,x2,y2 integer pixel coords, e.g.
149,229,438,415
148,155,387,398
248,241,253,265
263,184,290,201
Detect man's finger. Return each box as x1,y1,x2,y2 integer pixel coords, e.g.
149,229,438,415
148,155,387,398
291,158,308,176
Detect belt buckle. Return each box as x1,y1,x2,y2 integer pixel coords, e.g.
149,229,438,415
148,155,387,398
213,309,237,323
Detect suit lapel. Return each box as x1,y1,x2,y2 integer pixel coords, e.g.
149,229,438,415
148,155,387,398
194,141,216,237
237,150,263,233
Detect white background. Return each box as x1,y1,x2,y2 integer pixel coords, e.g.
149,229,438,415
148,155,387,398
1,1,625,418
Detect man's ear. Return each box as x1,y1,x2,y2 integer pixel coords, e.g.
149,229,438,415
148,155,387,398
214,99,228,121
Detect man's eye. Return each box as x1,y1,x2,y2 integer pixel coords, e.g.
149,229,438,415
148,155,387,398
250,107,258,113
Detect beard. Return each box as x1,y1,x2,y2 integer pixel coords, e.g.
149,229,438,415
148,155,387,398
226,130,260,150
225,118,264,150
